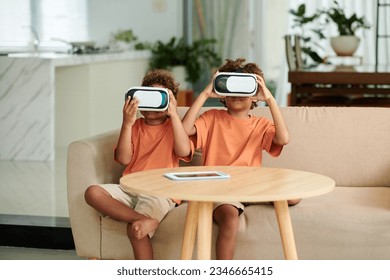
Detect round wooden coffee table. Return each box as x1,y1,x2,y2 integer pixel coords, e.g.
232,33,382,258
120,166,335,260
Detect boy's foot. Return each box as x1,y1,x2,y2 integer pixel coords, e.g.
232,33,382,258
132,218,159,239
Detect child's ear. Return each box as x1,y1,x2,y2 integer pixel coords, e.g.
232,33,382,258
251,101,258,109
219,98,227,108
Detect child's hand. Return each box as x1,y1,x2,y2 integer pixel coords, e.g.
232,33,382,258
167,90,178,117
253,75,273,102
201,72,220,99
122,96,138,126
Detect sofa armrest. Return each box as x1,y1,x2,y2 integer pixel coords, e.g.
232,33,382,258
66,129,124,258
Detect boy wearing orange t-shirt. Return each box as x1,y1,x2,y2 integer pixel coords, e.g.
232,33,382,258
182,58,300,260
85,69,193,260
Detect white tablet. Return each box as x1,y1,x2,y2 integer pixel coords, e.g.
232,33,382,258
164,171,230,181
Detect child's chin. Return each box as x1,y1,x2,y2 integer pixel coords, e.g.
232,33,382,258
141,111,166,117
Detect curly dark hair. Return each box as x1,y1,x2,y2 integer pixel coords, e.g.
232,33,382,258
218,58,264,109
218,58,264,78
141,69,179,96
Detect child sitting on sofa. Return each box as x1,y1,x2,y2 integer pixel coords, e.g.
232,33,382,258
84,69,193,259
182,58,301,260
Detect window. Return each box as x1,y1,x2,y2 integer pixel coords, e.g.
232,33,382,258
0,0,31,44
0,0,87,52
39,0,88,42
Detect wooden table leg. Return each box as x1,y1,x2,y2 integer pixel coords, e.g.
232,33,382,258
274,200,298,260
181,201,199,260
290,85,297,106
197,201,213,260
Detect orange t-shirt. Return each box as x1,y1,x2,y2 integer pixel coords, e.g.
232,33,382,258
194,109,283,166
120,117,193,204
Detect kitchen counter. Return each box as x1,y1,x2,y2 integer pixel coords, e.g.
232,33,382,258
0,50,150,160
6,50,149,66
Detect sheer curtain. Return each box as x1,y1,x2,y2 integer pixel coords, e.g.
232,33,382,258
192,0,249,62
190,0,269,74
190,0,252,104
190,0,269,106
275,0,387,106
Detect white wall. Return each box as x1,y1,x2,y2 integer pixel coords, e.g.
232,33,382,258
88,0,183,46
55,57,150,149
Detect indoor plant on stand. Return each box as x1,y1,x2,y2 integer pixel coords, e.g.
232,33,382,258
318,0,370,56
136,37,221,105
289,3,326,67
138,37,221,89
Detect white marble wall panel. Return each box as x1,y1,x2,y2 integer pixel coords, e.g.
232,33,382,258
0,57,54,161
0,50,150,161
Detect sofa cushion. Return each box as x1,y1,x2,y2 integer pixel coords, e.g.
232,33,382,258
258,107,390,187
177,106,390,187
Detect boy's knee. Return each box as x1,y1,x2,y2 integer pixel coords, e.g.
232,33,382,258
226,215,240,230
214,205,240,229
84,185,103,205
288,199,301,206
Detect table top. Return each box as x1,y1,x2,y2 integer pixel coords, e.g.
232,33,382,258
288,64,390,84
291,64,390,73
120,166,335,202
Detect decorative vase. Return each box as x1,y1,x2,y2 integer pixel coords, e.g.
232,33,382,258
330,36,360,56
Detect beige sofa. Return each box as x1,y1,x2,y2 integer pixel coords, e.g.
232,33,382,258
67,106,390,259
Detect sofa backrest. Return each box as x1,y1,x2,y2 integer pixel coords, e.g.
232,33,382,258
177,106,390,187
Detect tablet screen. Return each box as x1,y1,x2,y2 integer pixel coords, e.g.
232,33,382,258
164,171,230,181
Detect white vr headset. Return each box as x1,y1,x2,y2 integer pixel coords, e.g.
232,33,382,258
125,86,169,111
214,72,257,96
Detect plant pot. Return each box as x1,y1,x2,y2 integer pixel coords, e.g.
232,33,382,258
330,36,360,56
115,41,135,51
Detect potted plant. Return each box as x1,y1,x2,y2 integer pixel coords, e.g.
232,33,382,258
111,29,138,50
137,37,221,87
289,1,370,63
318,0,370,56
289,4,326,67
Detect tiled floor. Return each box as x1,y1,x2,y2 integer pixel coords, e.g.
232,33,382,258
0,246,83,260
0,148,69,218
0,148,74,256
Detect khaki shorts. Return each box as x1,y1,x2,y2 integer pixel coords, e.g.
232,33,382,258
99,184,176,237
213,201,245,216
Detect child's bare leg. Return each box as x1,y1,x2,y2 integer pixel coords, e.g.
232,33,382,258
127,224,154,260
86,185,159,259
85,185,146,222
213,204,240,260
287,199,301,206
132,218,159,239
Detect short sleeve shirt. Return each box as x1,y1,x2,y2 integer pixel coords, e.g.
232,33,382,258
122,118,193,176
119,118,194,205
194,109,282,166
